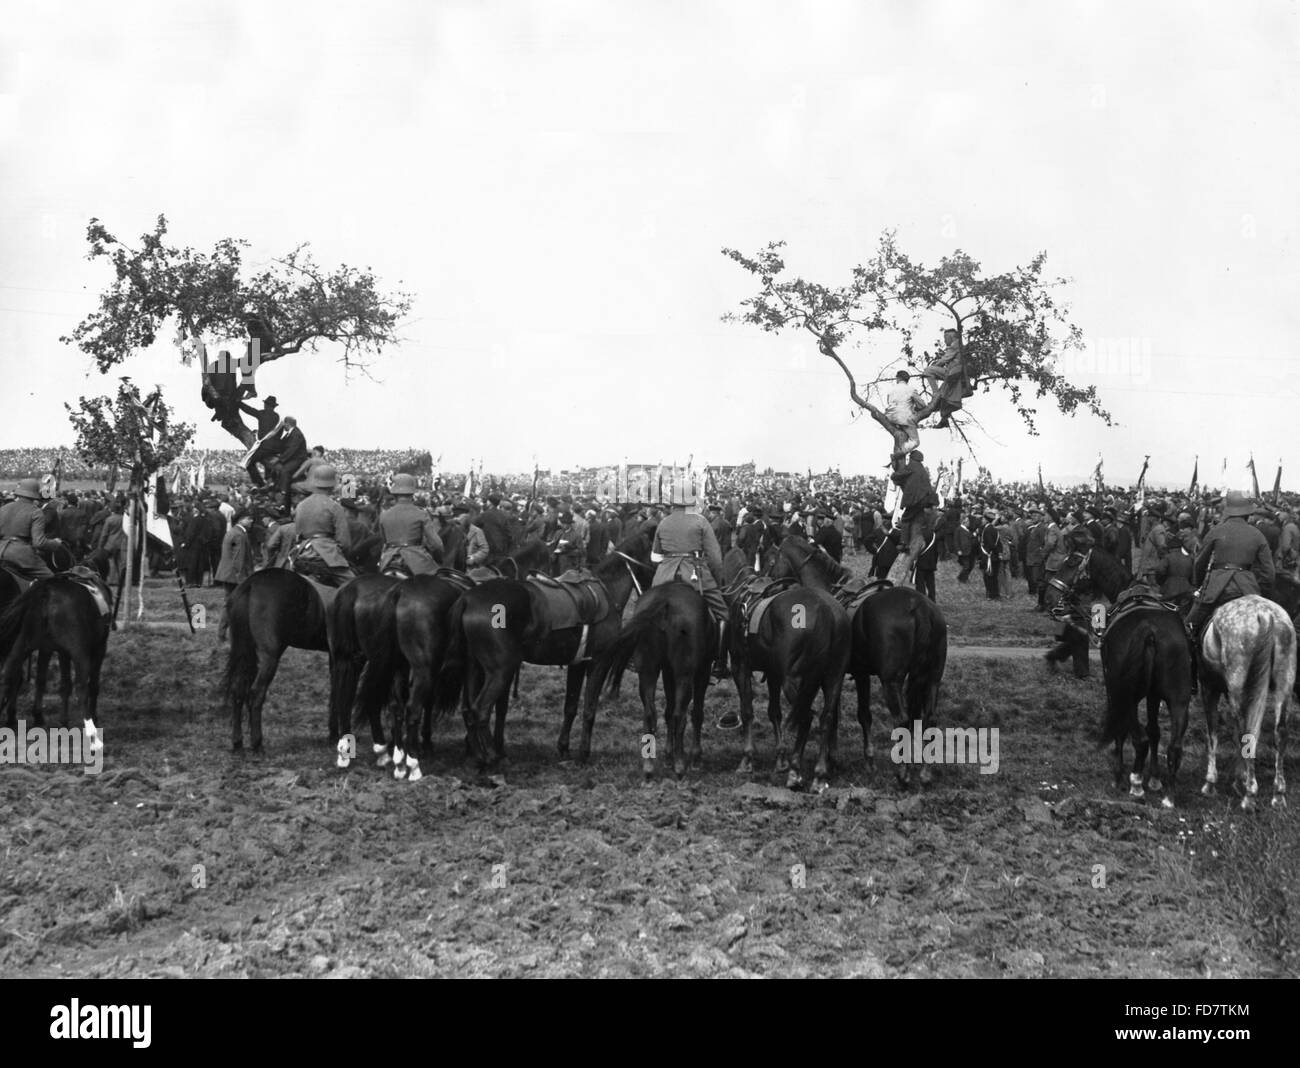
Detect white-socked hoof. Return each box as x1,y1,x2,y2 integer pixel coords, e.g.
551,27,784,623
407,759,422,783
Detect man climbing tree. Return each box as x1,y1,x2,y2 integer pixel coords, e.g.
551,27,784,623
62,216,413,448
723,232,1111,469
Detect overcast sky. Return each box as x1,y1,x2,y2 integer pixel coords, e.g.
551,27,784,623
3,0,1297,487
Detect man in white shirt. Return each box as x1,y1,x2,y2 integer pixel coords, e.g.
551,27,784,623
871,370,924,464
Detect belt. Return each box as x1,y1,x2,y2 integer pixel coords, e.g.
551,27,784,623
0,536,30,544
1212,565,1244,572
663,552,703,558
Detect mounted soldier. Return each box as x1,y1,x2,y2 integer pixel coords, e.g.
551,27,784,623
650,483,729,679
1187,491,1275,657
291,464,355,585
0,478,60,582
377,473,443,576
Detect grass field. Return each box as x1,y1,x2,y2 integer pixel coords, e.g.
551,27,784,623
0,560,1297,978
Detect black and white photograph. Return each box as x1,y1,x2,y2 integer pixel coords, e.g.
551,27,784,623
0,0,1295,1004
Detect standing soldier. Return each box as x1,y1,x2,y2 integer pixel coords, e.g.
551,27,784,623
1025,505,1047,599
215,510,255,640
377,473,444,576
1278,509,1300,578
1137,501,1169,588
650,488,730,688
479,493,515,568
455,502,489,570
263,512,297,569
292,465,355,585
1039,507,1066,611
551,510,586,574
0,478,59,581
708,503,733,554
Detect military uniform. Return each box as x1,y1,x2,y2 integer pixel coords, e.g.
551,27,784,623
1187,511,1274,633
293,468,355,582
0,481,56,580
378,499,444,575
1138,517,1168,586
651,508,727,621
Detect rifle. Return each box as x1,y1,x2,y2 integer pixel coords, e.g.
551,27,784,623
177,575,196,634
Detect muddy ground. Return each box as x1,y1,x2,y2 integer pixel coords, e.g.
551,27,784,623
1,561,1296,978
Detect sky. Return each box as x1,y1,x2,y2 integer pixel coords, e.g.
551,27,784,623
2,0,1298,487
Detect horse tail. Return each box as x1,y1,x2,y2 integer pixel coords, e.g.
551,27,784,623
1101,625,1156,746
597,597,660,697
1240,608,1278,729
433,595,468,717
356,586,403,719
223,581,257,716
0,581,40,658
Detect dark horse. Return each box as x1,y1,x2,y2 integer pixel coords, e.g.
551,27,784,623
222,569,334,751
439,530,656,769
328,573,402,768
770,537,947,785
590,581,711,779
721,545,851,791
0,573,112,754
1042,546,1137,677
349,539,553,781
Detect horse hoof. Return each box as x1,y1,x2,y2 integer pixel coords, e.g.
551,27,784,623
336,754,351,769
556,745,570,760
1147,777,1162,793
811,778,829,795
407,761,422,783
1129,785,1145,799
786,770,803,791
376,749,392,768
737,757,753,775
642,762,656,780
1273,794,1287,809
1241,796,1255,812
1160,796,1175,809
1201,782,1215,796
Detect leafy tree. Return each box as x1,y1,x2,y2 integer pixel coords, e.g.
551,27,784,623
66,380,194,490
722,232,1111,441
62,215,414,447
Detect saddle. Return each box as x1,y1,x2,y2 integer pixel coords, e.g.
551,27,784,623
722,573,799,636
830,576,893,615
66,568,113,618
527,569,610,630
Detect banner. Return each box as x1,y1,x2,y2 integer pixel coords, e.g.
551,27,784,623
40,457,62,500
1188,456,1198,496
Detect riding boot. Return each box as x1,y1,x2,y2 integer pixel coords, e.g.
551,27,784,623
712,619,729,680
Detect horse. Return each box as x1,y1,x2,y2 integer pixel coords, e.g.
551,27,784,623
439,530,656,770
0,573,112,755
1096,595,1194,805
769,536,947,785
327,572,403,768
222,568,333,752
721,545,851,791
351,541,553,781
589,581,711,779
1199,595,1296,809
1043,545,1135,677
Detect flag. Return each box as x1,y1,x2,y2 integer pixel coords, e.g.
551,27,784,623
1188,456,1198,496
40,456,62,500
144,479,173,548
1248,454,1259,499
1273,461,1282,503
954,458,963,496
196,452,207,490
1038,462,1045,494
1093,454,1103,492
430,453,442,492
1219,457,1228,496
462,460,473,498
1135,455,1150,508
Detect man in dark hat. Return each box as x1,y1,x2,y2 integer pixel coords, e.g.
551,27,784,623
708,502,733,554
1137,501,1169,588
240,396,283,488
813,508,842,563
551,509,584,575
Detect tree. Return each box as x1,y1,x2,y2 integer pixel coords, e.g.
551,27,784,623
62,215,414,447
66,380,194,490
722,232,1111,444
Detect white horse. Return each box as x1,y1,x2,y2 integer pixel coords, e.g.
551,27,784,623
1200,595,1296,809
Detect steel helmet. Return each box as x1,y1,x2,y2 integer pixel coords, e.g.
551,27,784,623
14,478,42,500
310,465,338,490
1223,490,1254,518
390,473,417,496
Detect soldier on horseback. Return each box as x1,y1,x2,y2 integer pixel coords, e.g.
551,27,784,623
377,473,443,576
290,464,355,585
1186,490,1275,690
0,478,60,582
650,484,729,680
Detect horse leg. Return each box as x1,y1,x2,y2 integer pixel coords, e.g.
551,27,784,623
1272,687,1289,808
1069,631,1090,679
1201,689,1221,796
640,667,659,780
812,674,844,792
906,673,936,786
32,648,50,729
689,669,707,772
768,673,788,779
1124,699,1147,799
1163,692,1189,810
735,660,756,775
671,668,693,780
59,654,74,730
854,672,874,770
882,677,909,787
557,663,588,760
241,649,281,753
1143,694,1165,794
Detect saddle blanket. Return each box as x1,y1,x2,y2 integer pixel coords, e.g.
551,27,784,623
527,570,610,630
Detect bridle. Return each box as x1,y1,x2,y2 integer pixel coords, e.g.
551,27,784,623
611,549,655,596
1047,549,1092,623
